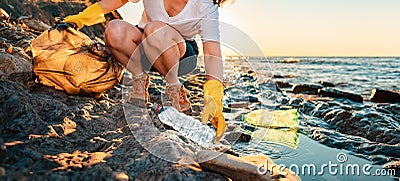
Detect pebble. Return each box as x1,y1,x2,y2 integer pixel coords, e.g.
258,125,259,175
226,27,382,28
0,167,5,176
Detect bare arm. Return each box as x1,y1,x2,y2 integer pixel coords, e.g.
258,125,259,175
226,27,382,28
203,41,223,82
98,0,129,13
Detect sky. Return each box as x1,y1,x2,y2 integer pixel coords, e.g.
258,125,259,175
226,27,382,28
118,0,400,57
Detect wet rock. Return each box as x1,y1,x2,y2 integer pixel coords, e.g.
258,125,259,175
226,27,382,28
225,87,249,102
313,102,400,145
275,81,292,88
292,84,323,94
369,155,391,165
197,150,270,181
0,3,237,180
0,79,228,180
0,138,5,163
243,124,256,132
280,96,290,105
22,19,51,32
318,88,363,102
383,161,400,177
258,81,280,92
273,74,294,79
300,101,316,113
377,104,400,118
241,154,300,181
240,71,257,82
247,95,259,103
319,80,335,87
0,53,32,79
0,8,10,19
370,89,400,103
273,74,285,78
228,102,249,109
288,97,303,107
223,130,252,143
0,167,4,176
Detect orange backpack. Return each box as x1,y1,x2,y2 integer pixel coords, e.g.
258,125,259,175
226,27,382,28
31,24,123,98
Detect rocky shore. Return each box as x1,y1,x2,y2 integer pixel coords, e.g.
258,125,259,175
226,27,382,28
0,2,298,180
274,77,400,177
1,0,399,180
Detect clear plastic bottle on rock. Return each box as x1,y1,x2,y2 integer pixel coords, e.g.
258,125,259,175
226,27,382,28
154,104,216,148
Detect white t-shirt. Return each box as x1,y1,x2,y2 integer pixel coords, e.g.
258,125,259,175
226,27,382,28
131,0,220,42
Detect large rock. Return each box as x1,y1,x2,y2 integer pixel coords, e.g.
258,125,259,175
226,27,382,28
275,81,292,88
318,88,363,102
223,130,252,143
0,0,121,39
370,89,400,103
197,150,300,181
303,99,400,147
292,84,323,94
241,155,300,181
318,80,335,87
197,150,270,181
383,161,400,177
23,19,51,32
0,53,32,78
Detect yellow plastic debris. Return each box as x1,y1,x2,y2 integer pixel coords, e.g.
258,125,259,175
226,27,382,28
243,109,299,129
252,128,299,149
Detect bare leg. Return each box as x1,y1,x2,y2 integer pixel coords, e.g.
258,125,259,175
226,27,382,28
141,21,186,84
105,20,150,102
104,19,143,75
141,21,192,111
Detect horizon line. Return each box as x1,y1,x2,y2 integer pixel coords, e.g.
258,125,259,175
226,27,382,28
223,55,400,58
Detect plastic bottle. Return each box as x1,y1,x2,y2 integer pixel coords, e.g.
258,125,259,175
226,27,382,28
154,104,216,148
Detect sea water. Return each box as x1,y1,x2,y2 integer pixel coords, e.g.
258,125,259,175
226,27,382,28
228,57,399,180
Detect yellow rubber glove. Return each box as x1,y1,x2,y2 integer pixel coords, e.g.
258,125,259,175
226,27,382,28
201,80,226,144
63,2,105,30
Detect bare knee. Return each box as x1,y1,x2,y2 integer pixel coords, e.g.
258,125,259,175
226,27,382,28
142,21,185,54
105,20,141,48
142,21,169,39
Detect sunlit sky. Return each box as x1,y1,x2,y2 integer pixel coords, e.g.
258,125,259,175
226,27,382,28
118,0,400,57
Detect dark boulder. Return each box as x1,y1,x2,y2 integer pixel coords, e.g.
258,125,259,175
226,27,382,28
319,81,335,87
370,89,400,103
292,84,323,94
318,88,363,102
275,81,292,88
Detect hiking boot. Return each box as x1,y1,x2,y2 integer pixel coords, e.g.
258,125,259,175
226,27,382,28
165,83,191,112
127,72,150,105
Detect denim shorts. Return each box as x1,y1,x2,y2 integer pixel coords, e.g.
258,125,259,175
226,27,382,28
135,25,199,76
